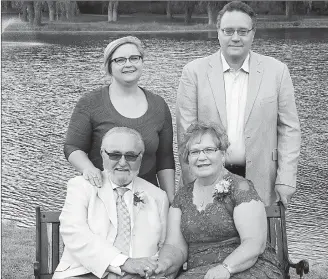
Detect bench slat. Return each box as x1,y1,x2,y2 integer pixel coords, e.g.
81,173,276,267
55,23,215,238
40,223,50,274
40,212,60,223
52,223,60,270
265,205,281,217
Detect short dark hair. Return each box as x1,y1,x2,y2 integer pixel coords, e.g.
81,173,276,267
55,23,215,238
216,1,257,30
180,122,229,164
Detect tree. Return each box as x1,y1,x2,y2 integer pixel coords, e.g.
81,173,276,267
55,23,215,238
285,1,293,19
34,1,42,26
47,1,56,22
166,1,173,19
184,1,196,24
27,1,34,24
21,2,28,22
205,1,227,26
304,1,312,14
207,1,216,25
108,0,119,22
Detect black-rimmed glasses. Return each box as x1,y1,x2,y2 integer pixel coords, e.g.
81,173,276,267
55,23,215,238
221,28,254,36
188,147,219,158
104,150,141,162
111,55,142,66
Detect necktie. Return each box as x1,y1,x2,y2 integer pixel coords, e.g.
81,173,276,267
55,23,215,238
113,187,131,256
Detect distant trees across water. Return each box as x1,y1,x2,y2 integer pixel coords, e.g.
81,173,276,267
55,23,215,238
2,1,328,26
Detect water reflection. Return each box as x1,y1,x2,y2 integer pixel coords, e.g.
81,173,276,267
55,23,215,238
1,29,328,265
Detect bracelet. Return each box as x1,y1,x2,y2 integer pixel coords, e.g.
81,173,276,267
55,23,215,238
221,262,232,275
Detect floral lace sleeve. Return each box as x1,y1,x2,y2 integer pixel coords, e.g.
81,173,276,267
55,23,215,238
230,175,262,207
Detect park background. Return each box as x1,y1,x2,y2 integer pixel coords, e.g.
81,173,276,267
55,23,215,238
1,1,328,279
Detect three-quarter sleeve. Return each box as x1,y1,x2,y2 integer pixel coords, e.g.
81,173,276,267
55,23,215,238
64,95,93,160
156,101,175,172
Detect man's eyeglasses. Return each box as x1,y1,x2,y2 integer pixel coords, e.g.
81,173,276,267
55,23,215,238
188,147,219,157
104,150,141,162
221,28,254,36
111,55,142,66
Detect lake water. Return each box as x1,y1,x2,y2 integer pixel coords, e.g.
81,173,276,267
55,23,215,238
1,29,328,265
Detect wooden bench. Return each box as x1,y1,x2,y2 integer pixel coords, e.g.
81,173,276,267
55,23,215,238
34,203,309,279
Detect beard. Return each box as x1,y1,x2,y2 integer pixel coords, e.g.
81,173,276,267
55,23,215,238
106,169,139,186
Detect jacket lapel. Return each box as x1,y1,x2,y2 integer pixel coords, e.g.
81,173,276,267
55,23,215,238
245,51,263,125
131,181,141,231
207,51,227,129
97,173,117,228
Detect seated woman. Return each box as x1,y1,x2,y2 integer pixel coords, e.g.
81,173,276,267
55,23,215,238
64,36,175,203
154,122,283,279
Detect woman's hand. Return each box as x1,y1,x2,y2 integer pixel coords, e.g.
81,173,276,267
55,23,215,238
204,265,230,279
121,257,158,277
83,167,103,188
154,259,171,275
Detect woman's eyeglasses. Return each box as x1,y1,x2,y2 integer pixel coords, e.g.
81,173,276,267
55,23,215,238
104,150,141,162
111,55,142,66
221,28,254,36
188,147,219,157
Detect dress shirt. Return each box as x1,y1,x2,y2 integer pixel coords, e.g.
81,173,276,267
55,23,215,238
107,179,134,275
221,53,250,166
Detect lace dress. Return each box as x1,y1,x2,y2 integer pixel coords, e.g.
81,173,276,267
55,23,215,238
172,172,283,279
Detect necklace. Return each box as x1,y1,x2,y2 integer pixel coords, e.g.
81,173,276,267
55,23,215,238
194,169,228,209
193,182,215,209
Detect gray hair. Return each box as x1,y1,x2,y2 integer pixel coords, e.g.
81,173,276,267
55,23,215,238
216,1,257,30
101,127,145,154
180,122,229,164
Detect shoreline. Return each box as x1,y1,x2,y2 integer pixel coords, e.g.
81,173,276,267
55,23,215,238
3,25,328,36
2,13,328,34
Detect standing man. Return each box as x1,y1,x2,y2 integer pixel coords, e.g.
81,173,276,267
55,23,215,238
176,1,301,207
53,127,169,279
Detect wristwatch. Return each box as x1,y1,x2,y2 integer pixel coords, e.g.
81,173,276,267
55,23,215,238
221,262,232,274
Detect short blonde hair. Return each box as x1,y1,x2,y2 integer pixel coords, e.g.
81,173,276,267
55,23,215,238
180,122,229,164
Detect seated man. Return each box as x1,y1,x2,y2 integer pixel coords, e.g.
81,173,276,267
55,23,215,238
53,127,169,279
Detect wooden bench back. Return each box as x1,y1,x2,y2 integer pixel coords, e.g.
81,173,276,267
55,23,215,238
35,207,61,279
34,204,290,279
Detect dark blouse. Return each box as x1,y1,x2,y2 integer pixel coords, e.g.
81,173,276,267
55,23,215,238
64,86,175,186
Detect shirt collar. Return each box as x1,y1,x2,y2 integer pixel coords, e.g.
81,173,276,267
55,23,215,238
110,178,134,192
221,52,250,73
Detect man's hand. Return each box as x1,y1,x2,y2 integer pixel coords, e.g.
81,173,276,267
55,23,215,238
204,265,230,279
121,257,158,277
82,167,102,188
275,184,296,209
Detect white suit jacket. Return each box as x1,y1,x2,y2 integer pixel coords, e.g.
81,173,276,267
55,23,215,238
176,50,301,206
53,173,169,279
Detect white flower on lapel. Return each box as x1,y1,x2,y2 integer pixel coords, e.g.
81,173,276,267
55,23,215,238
133,191,147,209
213,178,232,201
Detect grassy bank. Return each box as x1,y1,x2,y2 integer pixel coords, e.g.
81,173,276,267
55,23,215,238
2,13,328,33
2,221,35,279
2,221,328,279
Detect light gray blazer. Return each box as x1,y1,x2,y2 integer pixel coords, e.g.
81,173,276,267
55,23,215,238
176,50,301,206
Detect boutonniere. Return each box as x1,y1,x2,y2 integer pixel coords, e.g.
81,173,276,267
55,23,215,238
213,177,232,202
133,191,147,208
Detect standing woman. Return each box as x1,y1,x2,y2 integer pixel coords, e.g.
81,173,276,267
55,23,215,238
64,36,175,203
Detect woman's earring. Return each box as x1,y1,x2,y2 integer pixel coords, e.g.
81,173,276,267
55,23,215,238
222,154,226,167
